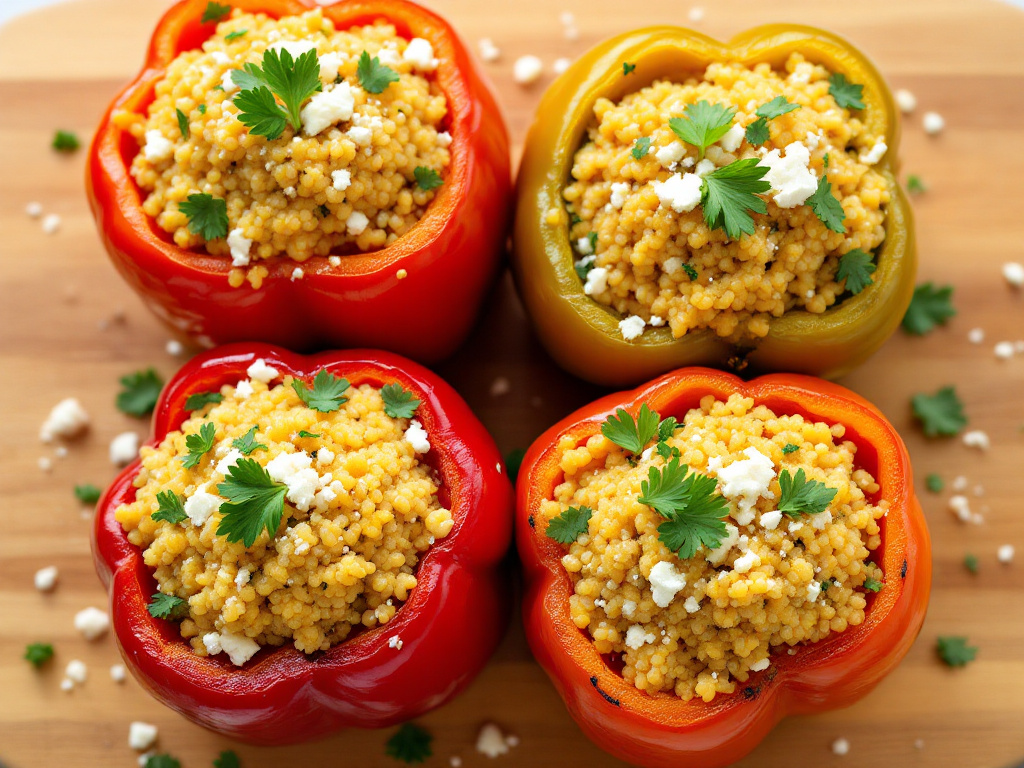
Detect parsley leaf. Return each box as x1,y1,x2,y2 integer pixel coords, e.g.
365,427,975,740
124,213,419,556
781,443,799,455
828,72,865,110
198,104,207,114
233,48,321,137
413,166,443,190
175,108,190,140
74,484,102,504
357,50,400,94
836,248,876,295
505,448,526,484
863,577,884,592
232,426,267,455
925,473,944,493
744,116,770,147
601,403,660,455
24,642,54,668
756,96,801,119
639,459,729,559
52,129,80,152
964,553,979,574
575,258,595,282
657,417,678,443
216,457,288,547
152,491,187,524
214,752,240,768
587,231,598,253
381,383,421,419
669,100,736,160
936,635,977,667
700,158,770,239
906,175,926,194
117,368,164,417
297,430,320,438
233,85,289,140
681,263,698,280
545,506,593,544
902,282,956,335
777,468,837,518
201,1,231,23
224,29,247,42
912,386,967,437
292,370,351,412
807,174,846,233
632,136,652,160
622,62,636,76
385,722,433,764
179,193,229,240
182,422,217,469
147,592,188,620
656,441,680,460
185,391,223,411
144,755,182,768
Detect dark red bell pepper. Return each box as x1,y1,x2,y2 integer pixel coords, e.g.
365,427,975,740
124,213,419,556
92,344,513,744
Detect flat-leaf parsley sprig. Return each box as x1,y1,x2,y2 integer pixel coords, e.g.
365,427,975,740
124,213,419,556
292,369,351,412
232,48,322,139
545,506,594,544
777,468,837,518
638,458,729,559
216,457,288,547
701,158,771,239
601,403,680,459
669,100,736,160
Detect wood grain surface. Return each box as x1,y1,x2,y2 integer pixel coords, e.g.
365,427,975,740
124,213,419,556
1,0,1023,766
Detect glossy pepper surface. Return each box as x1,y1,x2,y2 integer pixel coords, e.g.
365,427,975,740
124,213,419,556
87,0,511,362
93,344,513,745
512,25,915,386
516,368,930,768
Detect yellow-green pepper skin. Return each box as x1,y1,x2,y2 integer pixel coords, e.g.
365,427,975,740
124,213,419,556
512,24,915,387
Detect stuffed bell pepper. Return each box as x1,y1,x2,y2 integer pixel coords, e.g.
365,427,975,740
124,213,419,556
92,344,512,744
517,368,930,768
513,25,915,386
87,0,511,361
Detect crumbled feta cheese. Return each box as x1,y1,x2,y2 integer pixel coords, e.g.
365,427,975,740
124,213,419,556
683,595,701,613
720,123,744,152
291,267,304,281
625,625,657,649
128,722,158,751
998,544,1015,564
204,630,260,666
301,82,356,136
811,510,833,530
210,50,230,66
34,566,59,592
478,37,500,63
621,599,637,617
733,550,761,574
247,358,278,383
346,210,369,235
40,397,90,442
952,475,969,492
895,88,917,113
948,494,971,522
806,581,821,602
759,510,783,531
706,523,740,564
143,130,174,162
330,169,351,192
513,55,544,85
109,431,140,466
962,430,990,451
655,141,686,168
649,561,686,607
663,256,683,275
403,38,438,71
552,57,572,75
346,124,373,146
38,456,53,472
42,213,61,234
923,111,945,135
235,379,254,399
317,51,345,83
74,607,110,641
328,256,342,267
967,327,985,344
576,235,594,255
619,315,646,341
832,737,850,756
609,181,630,209
749,657,770,672
1003,261,1024,287
759,142,818,207
476,723,511,758
649,315,665,327
653,172,702,213
65,659,87,684
583,267,608,296
26,201,43,218
220,69,238,94
995,341,1015,360
110,664,127,683
688,6,705,22
388,634,404,650
215,449,243,476
166,339,184,356
694,158,716,177
316,447,335,466
267,40,317,59
185,485,223,526
227,228,252,267
859,140,887,165
266,451,320,512
60,678,74,692
708,446,775,526
405,420,431,453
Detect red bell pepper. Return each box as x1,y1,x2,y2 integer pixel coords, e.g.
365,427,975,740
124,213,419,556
86,0,511,362
92,344,513,744
516,368,930,768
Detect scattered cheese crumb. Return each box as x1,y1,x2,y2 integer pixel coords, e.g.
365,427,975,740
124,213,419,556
185,485,223,526
42,213,62,234
948,494,971,522
403,38,438,71
609,181,630,209
923,111,945,135
109,431,140,466
405,420,431,453
227,228,253,267
74,606,110,641
1003,261,1024,288
708,446,775,526
235,379,254,399
450,758,463,768
40,397,90,442
110,664,127,683
476,723,511,758
759,142,818,207
478,38,500,63
388,635,404,650
202,630,260,666
552,57,572,75
34,566,59,592
291,267,304,281
806,581,822,603
38,456,53,472
859,140,887,165
688,6,705,22
832,737,850,756
60,678,74,692
994,341,1015,360
967,327,984,344
581,264,608,296
26,201,43,218
653,172,702,213
720,123,745,153
165,339,184,356
246,358,278,383
513,55,543,85
649,561,686,607
895,88,917,113
65,659,87,684
128,722,159,751
655,141,686,168
619,315,646,341
143,130,174,162
962,430,990,451
625,625,657,649
749,657,770,672
331,169,351,191
706,523,740,564
998,544,1015,564
683,595,701,613
346,210,369,235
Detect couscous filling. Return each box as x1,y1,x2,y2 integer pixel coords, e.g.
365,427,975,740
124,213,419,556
116,360,452,665
565,53,889,341
116,9,451,283
541,394,885,701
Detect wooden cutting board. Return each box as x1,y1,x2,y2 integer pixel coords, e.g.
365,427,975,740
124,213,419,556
1,0,1022,766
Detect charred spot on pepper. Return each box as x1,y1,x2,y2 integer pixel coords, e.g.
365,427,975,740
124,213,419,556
528,514,535,529
589,676,620,707
742,685,761,700
901,558,908,579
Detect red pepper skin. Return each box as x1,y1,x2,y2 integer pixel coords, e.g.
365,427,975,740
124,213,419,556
516,368,930,768
86,0,511,362
93,344,513,745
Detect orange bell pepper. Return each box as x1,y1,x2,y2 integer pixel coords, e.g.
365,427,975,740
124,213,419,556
512,25,915,386
516,367,930,768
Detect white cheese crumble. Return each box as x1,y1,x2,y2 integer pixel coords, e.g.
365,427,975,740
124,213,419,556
708,446,775,526
584,267,608,296
625,625,657,650
301,83,356,136
331,169,352,191
719,123,745,153
65,659,87,684
403,38,438,71
619,315,646,341
609,181,630,209
749,657,770,672
552,57,572,75
220,69,239,94
967,327,985,344
203,630,260,666
143,130,174,162
40,397,90,442
1003,261,1024,287
859,140,887,165
235,567,251,589
346,210,370,235
34,566,59,592
759,509,783,531
962,430,990,451
246,358,278,383
478,37,500,63
291,267,304,281
576,236,594,255
26,201,43,218
110,664,127,683
832,737,851,756
998,544,1015,564
655,141,686,168
42,213,61,235
185,484,223,526
649,315,665,327
128,722,158,751
706,522,740,564
266,451,321,512
649,561,686,607
653,172,702,213
166,339,184,356
805,581,821,602
683,595,701,614
235,379,254,399
74,607,110,641
923,111,945,135
215,448,243,476
317,51,345,83
688,6,705,22
226,228,252,267
513,55,543,85
759,141,818,207
388,635,404,650
476,723,512,758
109,431,140,466
994,341,1015,360
733,550,761,574
895,88,917,113
694,158,716,178
405,420,431,453
347,125,373,146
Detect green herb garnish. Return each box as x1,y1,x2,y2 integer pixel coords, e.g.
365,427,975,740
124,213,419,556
744,117,770,147
902,282,955,335
144,755,182,768
182,422,217,469
214,751,240,768
906,175,926,194
147,592,188,620
964,553,979,574
74,484,102,504
836,248,875,295
292,370,351,413
232,48,321,138
381,383,421,419
24,642,54,668
601,404,660,456
936,636,977,667
216,457,287,546
639,458,729,559
681,263,698,280
669,101,736,160
631,136,652,160
198,104,207,114
357,50,400,94
622,62,636,76
413,166,443,191
185,391,223,411
179,193,229,240
828,72,865,110
201,1,231,23
912,386,966,437
385,722,433,764
545,505,594,544
777,468,837,518
807,174,846,233
297,430,320,438
700,158,771,239
52,130,80,152
117,368,164,417
863,577,884,592
757,96,801,119
224,29,247,42
925,473,944,493
232,426,267,455
781,444,800,455
152,491,187,524
175,108,190,140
